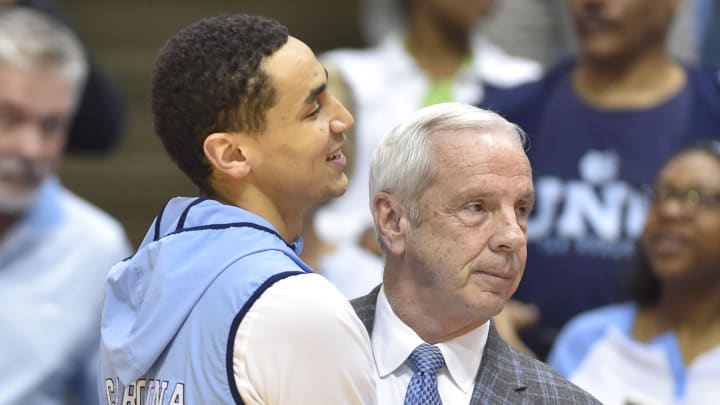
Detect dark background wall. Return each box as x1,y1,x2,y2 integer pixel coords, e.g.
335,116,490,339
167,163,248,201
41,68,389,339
58,0,365,246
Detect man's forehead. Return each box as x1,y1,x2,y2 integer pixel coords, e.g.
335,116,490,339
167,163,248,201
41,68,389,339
0,64,75,112
431,129,523,158
263,37,324,84
262,44,327,116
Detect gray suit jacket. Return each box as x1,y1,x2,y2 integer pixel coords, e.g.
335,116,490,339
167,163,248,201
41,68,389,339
352,286,601,405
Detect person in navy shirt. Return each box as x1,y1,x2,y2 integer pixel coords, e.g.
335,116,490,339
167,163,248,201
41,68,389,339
481,0,720,358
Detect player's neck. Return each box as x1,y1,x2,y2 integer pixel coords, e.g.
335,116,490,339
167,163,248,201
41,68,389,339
215,186,305,245
299,209,336,271
574,48,685,109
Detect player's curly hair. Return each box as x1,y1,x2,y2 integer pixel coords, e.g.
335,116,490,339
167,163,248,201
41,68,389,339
151,14,289,193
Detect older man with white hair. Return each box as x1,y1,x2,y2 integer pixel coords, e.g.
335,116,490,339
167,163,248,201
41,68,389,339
0,7,131,405
353,102,601,404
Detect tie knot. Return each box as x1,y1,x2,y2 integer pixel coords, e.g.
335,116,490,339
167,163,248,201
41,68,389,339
407,344,445,374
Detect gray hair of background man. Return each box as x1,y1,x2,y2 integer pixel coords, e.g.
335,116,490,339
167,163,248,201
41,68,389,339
0,7,87,103
369,102,527,226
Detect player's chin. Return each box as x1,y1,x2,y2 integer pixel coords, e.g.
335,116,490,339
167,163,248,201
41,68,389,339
320,176,349,200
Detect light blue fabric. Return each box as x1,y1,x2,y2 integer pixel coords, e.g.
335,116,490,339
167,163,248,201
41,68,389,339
99,197,312,404
548,303,636,377
548,303,692,401
0,177,131,405
404,344,445,405
24,176,62,227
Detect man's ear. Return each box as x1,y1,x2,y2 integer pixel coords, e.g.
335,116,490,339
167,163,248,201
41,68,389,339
203,132,252,179
372,192,410,256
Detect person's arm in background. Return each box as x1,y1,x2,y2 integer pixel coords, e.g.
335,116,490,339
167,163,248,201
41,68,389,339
17,0,127,154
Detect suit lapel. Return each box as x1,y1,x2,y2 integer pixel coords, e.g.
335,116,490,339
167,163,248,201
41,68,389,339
350,284,382,336
470,321,527,404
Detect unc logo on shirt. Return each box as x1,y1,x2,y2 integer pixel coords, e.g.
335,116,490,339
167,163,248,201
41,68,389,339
105,378,185,405
529,150,649,258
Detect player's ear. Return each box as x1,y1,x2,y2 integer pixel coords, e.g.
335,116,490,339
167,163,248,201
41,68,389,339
203,132,252,179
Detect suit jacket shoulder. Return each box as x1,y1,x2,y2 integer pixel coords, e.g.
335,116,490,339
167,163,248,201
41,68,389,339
350,284,380,336
351,286,600,404
472,323,600,404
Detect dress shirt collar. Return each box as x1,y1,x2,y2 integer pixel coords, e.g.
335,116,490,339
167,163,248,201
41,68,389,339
372,286,490,394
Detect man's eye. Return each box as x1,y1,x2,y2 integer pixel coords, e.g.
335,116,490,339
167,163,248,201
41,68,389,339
464,203,484,212
517,204,532,219
308,104,321,117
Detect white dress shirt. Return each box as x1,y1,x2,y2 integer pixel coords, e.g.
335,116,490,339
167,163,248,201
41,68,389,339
233,273,377,404
372,287,490,404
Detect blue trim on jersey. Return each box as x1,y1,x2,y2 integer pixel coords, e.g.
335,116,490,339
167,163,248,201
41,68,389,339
651,333,688,400
167,222,290,248
156,197,294,250
549,303,692,401
548,303,636,377
175,197,207,232
153,199,170,242
225,270,305,405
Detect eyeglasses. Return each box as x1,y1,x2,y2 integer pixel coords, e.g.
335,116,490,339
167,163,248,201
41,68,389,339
649,186,720,211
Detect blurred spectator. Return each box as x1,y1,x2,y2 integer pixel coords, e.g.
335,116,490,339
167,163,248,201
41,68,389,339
698,0,720,68
0,0,127,154
315,0,541,252
482,0,720,358
548,140,720,405
482,0,699,66
363,0,699,67
0,7,131,404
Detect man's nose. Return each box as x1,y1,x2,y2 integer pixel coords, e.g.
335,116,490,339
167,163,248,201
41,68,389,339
329,96,354,134
489,209,527,253
14,123,46,160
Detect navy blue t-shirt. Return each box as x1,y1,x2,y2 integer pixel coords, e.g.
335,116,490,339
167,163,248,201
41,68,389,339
481,61,720,356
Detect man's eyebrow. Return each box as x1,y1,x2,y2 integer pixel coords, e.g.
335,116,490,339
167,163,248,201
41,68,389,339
304,82,326,104
304,68,329,104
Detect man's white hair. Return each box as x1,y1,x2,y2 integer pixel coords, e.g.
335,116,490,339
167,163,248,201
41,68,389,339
0,6,87,100
369,102,527,226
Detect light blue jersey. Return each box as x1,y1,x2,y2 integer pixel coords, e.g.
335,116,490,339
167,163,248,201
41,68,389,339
99,197,312,404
